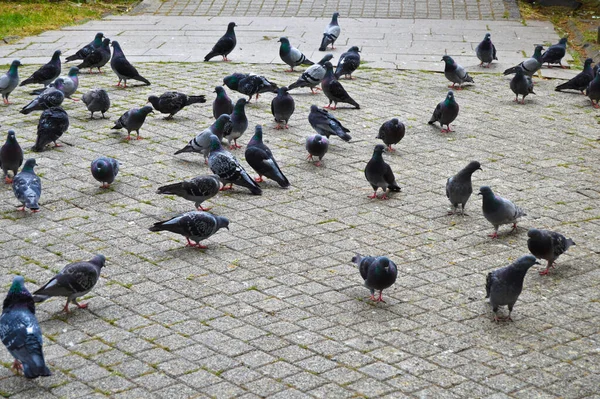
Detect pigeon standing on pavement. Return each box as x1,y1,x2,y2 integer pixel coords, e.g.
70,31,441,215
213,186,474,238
60,67,80,99
305,134,329,166
475,33,498,67
66,32,104,62
503,45,543,77
541,37,568,68
352,254,398,302
91,157,119,188
446,161,481,215
271,87,295,129
334,46,361,79
321,62,360,109
212,86,234,119
308,105,351,142
156,175,221,211
204,22,237,62
20,80,65,114
555,58,594,94
527,228,576,275
376,118,405,151
207,135,262,195
223,73,278,101
32,107,69,152
111,106,154,140
174,115,233,162
12,158,41,212
319,12,341,51
0,130,23,184
148,91,206,119
0,60,21,104
586,72,600,108
479,186,526,238
110,41,151,87
20,50,61,89
77,38,111,74
1,276,51,379
442,55,474,89
365,144,401,200
486,255,539,322
288,54,333,93
149,211,229,248
32,255,106,313
82,88,110,119
510,66,535,104
278,37,314,72
225,98,249,149
245,125,290,187
428,90,459,133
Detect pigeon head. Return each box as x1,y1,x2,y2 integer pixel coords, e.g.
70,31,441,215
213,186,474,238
559,37,568,45
92,158,112,177
214,114,232,131
91,254,106,267
391,118,400,126
332,12,340,21
373,144,386,155
3,276,34,312
222,75,239,90
375,257,391,272
208,134,223,151
51,50,62,60
477,185,493,198
313,134,324,143
9,60,21,72
441,55,454,64
533,45,544,59
513,255,540,271
147,95,160,108
102,38,111,47
318,54,334,65
310,105,320,113
22,158,37,172
139,105,154,115
484,33,491,41
8,276,27,295
445,90,455,103
215,86,226,95
514,66,525,76
323,61,335,75
215,215,230,231
278,37,291,50
227,22,237,32
110,41,123,54
95,32,104,40
52,78,65,90
527,228,542,239
68,67,79,77
348,46,360,53
584,58,593,68
234,98,247,109
464,161,482,173
277,86,290,95
6,130,17,143
251,124,264,142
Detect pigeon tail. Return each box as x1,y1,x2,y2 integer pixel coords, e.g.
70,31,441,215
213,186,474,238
319,34,333,51
204,51,218,62
186,95,207,106
32,294,51,303
133,75,151,86
174,144,193,155
338,131,352,142
19,77,36,87
503,66,517,76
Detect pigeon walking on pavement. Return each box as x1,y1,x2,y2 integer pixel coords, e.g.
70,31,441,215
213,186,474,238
586,72,600,108
278,37,314,72
479,186,526,238
20,80,65,114
428,90,459,133
334,46,361,79
308,105,351,142
148,91,206,119
527,228,575,275
0,130,23,184
376,118,405,151
207,135,262,195
321,62,360,109
225,98,249,149
212,86,234,119
271,87,295,129
365,144,401,200
223,73,278,101
475,33,498,67
503,45,543,77
305,134,329,166
60,67,80,99
288,54,333,94
555,58,594,94
32,107,69,152
174,115,233,162
91,156,119,188
245,125,290,187
442,55,474,89
157,175,221,211
319,12,341,51
149,211,229,248
66,32,104,62
541,37,568,68
204,22,237,62
0,60,21,104
77,38,111,74
12,158,41,212
510,66,535,104
112,106,154,140
82,88,110,119
352,254,398,302
445,161,482,215
20,50,61,89
110,41,151,87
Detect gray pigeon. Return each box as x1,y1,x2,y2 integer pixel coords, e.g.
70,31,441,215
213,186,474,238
225,98,248,149
12,158,41,212
271,86,295,129
0,60,21,104
20,80,65,115
32,255,106,313
319,12,341,51
321,62,360,109
365,144,401,199
334,46,361,79
288,54,333,94
59,67,79,99
475,33,497,67
510,66,535,104
478,186,526,238
77,37,111,74
376,118,405,151
174,115,233,162
204,22,237,62
486,255,539,322
207,135,262,195
82,88,110,119
1,276,51,379
32,107,69,152
351,254,398,302
446,161,482,215
91,156,119,188
305,134,329,166
541,37,567,68
66,32,104,62
111,105,154,140
156,175,221,211
503,45,543,77
586,73,600,108
20,50,61,89
223,73,278,102
212,86,234,119
245,125,290,187
110,41,150,87
442,55,474,89
428,90,459,133
308,105,351,142
148,91,206,119
149,211,229,248
278,37,314,72
0,130,23,184
555,58,594,94
527,228,575,275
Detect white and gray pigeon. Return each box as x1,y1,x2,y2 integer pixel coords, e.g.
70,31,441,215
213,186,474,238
527,228,575,275
174,114,233,163
503,45,543,77
60,67,80,99
225,98,248,149
365,144,401,200
82,88,110,119
0,130,24,184
376,118,405,151
0,60,21,104
446,161,482,215
278,37,314,72
91,156,119,188
207,135,262,195
478,186,526,238
475,33,497,67
12,158,41,212
20,80,65,115
245,125,290,187
308,105,351,142
111,105,154,140
271,86,295,129
319,12,341,51
32,255,106,313
156,175,221,211
212,86,234,119
352,254,398,302
149,211,229,249
442,55,474,89
428,90,459,133
334,46,361,79
288,54,333,93
486,255,539,322
32,107,69,152
510,66,535,104
305,134,329,166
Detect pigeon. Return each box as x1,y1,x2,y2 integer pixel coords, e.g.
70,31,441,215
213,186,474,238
20,50,61,89
65,32,104,62
111,106,154,140
0,276,51,379
585,72,600,108
82,88,110,119
527,228,576,275
351,254,398,302
305,134,329,166
32,255,106,313
319,12,341,51
442,55,474,89
428,90,459,133
288,54,333,93
204,22,237,62
503,45,543,77
555,58,594,94
478,186,526,238
541,37,568,68
60,67,80,99
245,125,290,187
110,41,151,87
225,98,248,149
32,107,69,152
0,60,21,104
594,64,599,78
510,66,535,104
148,91,206,120
278,37,314,72
207,135,262,195
212,86,234,119
19,80,65,115
376,118,405,151
91,157,119,188
446,161,482,215
334,46,361,79
12,158,41,212
156,175,221,211
150,211,229,248
271,86,295,129
77,38,111,74
0,130,23,184
321,62,360,109
485,255,539,322
475,33,498,67
365,144,401,200
308,105,351,142
223,73,278,101
174,115,233,162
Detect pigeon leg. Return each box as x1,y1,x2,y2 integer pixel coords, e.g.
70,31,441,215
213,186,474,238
12,359,23,374
275,122,284,130
53,141,63,147
5,177,13,184
125,133,132,141
368,294,376,301
380,192,390,200
185,238,209,249
3,98,8,104
284,67,294,72
592,101,600,109
488,231,499,239
254,176,264,183
387,145,395,152
165,115,174,120
375,291,386,302
196,204,212,211
220,183,234,191
72,298,88,309
98,68,103,74
306,154,313,161
16,206,26,211
510,223,518,232
31,209,40,213
62,300,71,313
223,56,231,62
70,97,80,102
136,131,143,140
315,160,322,167
448,83,456,89
368,191,378,199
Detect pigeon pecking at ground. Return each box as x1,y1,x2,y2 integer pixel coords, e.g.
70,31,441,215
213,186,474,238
541,37,568,68
156,175,221,211
110,41,151,87
204,22,237,62
12,158,41,213
32,106,69,152
288,54,333,94
20,50,61,89
503,45,543,77
527,228,576,275
365,144,401,200
148,91,206,120
245,125,290,187
442,55,474,90
212,86,234,119
478,186,526,238
0,130,23,184
510,66,535,104
319,12,341,51
66,32,104,62
308,105,351,142
271,86,295,129
475,33,498,67
225,98,249,149
149,211,229,248
321,62,360,109
82,88,110,119
305,134,329,167
555,58,594,94
207,135,262,195
77,38,111,74
428,90,459,133
446,161,482,215
91,156,120,188
376,118,405,151
352,254,398,302
174,114,233,163
223,73,278,102
0,60,21,104
111,106,154,140
334,46,361,79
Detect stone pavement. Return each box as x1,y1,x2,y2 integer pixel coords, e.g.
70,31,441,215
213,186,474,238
0,58,599,398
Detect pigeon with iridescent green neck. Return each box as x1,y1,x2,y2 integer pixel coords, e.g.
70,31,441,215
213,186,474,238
365,144,401,200
212,86,234,119
245,125,290,187
223,73,278,102
20,79,65,114
278,37,313,72
0,60,21,104
174,114,233,162
0,130,23,184
91,157,119,188
207,135,262,195
225,98,248,149
61,67,80,99
428,90,459,133
352,254,397,302
503,45,543,77
478,186,526,239
442,55,473,89
66,32,104,62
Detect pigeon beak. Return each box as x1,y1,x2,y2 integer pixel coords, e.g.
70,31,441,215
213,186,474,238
477,192,482,196
478,167,483,171
535,261,541,265
225,226,230,230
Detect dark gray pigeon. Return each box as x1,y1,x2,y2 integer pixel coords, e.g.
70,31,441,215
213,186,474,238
207,135,262,195
66,32,103,62
321,62,359,109
479,186,526,238
503,45,543,77
334,46,361,79
32,107,69,152
32,255,106,313
1,276,51,379
555,58,594,94
20,80,65,115
510,66,535,104
278,37,314,72
486,255,539,322
0,60,21,104
365,144,401,200
527,228,575,275
319,12,341,51
110,41,150,87
351,254,397,302
112,105,154,140
541,37,567,68
586,72,600,108
77,38,111,74
428,90,459,133
376,118,405,151
212,86,234,119
245,125,290,187
223,73,278,102
225,98,248,149
0,130,23,184
204,22,237,62
305,134,329,166
149,211,229,248
271,86,295,129
91,156,119,188
308,105,351,142
157,175,221,211
475,33,497,67
20,50,61,89
148,91,206,120
175,115,233,162
288,54,333,93
446,161,482,215
82,88,110,119
12,158,41,212
442,55,474,89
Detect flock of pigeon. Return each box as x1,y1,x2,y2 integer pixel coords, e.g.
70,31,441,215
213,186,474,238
0,13,585,379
